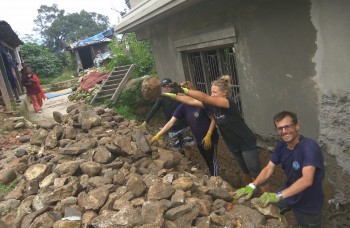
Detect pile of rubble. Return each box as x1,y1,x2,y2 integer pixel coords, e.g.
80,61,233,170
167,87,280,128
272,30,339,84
0,103,287,227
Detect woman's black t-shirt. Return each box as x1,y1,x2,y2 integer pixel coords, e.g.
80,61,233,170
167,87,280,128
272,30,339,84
204,98,256,152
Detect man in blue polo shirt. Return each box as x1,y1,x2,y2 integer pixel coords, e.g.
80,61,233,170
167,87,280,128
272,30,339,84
233,111,325,228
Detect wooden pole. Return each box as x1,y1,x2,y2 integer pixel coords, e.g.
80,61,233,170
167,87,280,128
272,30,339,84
0,70,12,111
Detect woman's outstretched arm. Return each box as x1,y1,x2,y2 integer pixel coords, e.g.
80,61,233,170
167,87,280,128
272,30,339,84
186,90,229,108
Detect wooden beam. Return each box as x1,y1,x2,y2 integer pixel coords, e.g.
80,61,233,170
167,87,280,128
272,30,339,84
0,70,12,111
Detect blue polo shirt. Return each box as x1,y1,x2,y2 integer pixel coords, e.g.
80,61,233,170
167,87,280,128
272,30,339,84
271,136,325,214
173,104,218,145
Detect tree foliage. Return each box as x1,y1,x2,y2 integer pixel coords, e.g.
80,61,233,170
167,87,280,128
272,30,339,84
21,42,63,78
34,4,110,52
107,33,156,77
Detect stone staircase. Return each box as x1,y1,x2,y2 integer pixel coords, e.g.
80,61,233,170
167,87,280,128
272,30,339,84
90,64,135,104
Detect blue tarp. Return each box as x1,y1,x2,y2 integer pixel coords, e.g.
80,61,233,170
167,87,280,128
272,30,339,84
68,28,114,50
45,88,73,99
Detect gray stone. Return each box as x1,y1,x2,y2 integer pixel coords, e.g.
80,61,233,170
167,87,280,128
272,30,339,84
0,199,20,215
195,216,210,228
53,220,81,228
19,135,31,143
30,212,58,228
66,104,79,114
93,146,113,164
79,161,101,177
142,201,166,226
53,160,83,177
207,188,233,201
78,185,113,210
58,138,96,155
172,176,194,191
30,129,49,146
14,122,25,129
64,126,77,140
126,174,146,197
78,110,102,132
52,111,63,123
92,208,142,227
37,121,56,130
15,148,27,157
88,176,112,188
148,182,175,200
134,129,152,153
45,125,63,149
251,197,282,219
113,135,135,156
0,168,17,184
24,164,49,181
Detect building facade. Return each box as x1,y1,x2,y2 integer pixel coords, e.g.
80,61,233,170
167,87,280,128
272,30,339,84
115,0,350,222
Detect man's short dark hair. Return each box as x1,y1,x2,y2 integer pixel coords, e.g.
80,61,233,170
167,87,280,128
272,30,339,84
273,111,298,127
161,78,172,86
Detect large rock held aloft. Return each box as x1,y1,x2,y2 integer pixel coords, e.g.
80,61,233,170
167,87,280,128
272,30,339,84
141,76,161,101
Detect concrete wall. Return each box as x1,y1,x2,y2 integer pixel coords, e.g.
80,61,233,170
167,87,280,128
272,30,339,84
141,0,319,138
134,0,350,207
310,0,350,205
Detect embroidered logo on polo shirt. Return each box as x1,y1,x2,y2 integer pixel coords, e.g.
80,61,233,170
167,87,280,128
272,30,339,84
292,161,300,170
194,111,199,118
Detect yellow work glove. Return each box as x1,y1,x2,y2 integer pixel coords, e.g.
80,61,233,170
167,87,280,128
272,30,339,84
202,131,212,150
150,132,161,144
162,92,177,100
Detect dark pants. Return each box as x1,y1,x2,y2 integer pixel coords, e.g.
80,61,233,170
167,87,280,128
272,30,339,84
231,148,261,178
277,187,322,228
197,143,218,176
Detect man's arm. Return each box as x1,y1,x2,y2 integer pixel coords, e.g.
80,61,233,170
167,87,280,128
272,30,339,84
253,161,276,187
145,98,162,122
279,166,316,199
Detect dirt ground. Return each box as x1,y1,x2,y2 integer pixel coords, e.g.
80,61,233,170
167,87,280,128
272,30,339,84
21,93,73,124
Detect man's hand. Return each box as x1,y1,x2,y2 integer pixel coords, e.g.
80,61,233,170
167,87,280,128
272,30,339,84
258,192,279,207
233,185,255,200
150,132,161,144
169,82,189,94
202,131,212,150
162,92,177,100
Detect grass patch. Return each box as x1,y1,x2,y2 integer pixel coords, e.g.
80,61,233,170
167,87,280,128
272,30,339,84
116,106,136,120
0,178,19,196
40,68,75,85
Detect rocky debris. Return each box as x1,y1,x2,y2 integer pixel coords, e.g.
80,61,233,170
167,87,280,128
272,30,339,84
141,76,161,101
0,103,288,227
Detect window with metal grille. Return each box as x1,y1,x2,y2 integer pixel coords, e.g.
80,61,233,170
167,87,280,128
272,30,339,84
185,47,243,114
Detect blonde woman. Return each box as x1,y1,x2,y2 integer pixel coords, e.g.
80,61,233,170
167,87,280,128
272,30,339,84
164,76,263,187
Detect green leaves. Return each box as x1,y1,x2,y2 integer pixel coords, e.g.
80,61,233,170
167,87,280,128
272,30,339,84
106,33,156,77
21,43,63,79
34,4,110,53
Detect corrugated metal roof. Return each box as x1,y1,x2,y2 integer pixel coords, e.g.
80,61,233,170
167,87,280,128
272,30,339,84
0,20,23,47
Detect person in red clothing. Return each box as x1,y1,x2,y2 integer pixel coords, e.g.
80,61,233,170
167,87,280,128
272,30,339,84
21,67,46,113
